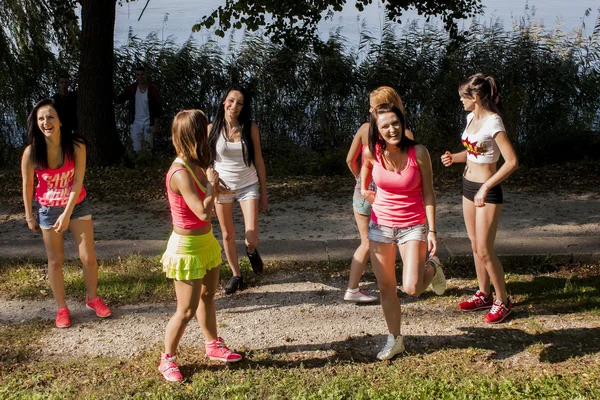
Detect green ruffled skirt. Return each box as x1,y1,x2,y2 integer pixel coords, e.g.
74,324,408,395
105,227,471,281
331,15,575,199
161,230,222,280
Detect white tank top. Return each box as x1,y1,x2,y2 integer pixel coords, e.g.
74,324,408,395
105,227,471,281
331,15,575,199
213,132,258,190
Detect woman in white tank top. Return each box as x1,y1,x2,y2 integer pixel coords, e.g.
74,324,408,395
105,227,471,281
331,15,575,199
208,86,268,294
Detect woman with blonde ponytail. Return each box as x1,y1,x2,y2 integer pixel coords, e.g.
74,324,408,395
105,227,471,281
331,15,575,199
441,73,518,324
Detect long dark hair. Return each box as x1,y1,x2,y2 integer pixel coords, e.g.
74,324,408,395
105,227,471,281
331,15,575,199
459,73,504,117
368,103,416,157
208,85,255,167
26,98,85,169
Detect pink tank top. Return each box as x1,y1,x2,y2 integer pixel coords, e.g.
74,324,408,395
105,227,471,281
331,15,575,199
35,156,86,207
166,159,210,230
371,145,426,228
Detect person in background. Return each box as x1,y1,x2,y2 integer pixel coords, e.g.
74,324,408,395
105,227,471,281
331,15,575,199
21,98,111,329
344,86,414,303
441,73,518,324
52,74,78,135
115,66,161,152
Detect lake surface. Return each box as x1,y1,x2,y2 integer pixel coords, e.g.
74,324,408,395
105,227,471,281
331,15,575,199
113,0,599,47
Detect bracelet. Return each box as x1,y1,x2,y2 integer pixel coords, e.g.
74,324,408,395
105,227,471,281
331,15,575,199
428,230,437,234
26,216,35,222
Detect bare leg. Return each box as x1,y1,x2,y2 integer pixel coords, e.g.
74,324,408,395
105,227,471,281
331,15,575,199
475,203,507,303
41,229,67,309
463,197,491,295
196,265,220,342
239,198,259,253
399,240,433,296
69,218,98,300
215,202,240,276
348,211,370,289
164,279,202,355
370,240,401,337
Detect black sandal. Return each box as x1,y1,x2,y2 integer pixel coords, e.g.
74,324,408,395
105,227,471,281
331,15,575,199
223,276,244,294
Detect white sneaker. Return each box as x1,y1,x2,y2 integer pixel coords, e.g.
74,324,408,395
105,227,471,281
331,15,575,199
377,333,405,360
428,256,446,295
344,288,378,303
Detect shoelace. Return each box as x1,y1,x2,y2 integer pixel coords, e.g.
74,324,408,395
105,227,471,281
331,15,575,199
162,359,179,373
489,303,503,314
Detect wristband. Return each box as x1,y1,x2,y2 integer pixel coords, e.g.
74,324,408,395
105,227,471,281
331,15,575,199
428,230,437,234
26,216,35,222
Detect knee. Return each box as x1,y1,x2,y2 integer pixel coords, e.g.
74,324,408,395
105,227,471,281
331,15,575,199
200,289,216,303
221,230,235,242
378,282,398,299
476,246,492,263
245,235,259,249
402,283,422,297
47,256,64,270
176,307,197,323
79,253,97,269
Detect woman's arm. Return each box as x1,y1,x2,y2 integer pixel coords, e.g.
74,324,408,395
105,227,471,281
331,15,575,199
346,123,368,179
360,148,376,204
473,131,518,207
172,168,218,222
441,150,467,166
53,142,87,233
251,122,268,213
21,146,39,232
416,145,437,257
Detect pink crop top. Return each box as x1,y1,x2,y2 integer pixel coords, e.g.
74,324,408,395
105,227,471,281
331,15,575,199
461,112,505,164
166,159,210,230
371,145,426,228
35,156,86,207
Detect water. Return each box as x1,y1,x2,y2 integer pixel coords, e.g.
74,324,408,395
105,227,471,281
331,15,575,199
113,0,599,46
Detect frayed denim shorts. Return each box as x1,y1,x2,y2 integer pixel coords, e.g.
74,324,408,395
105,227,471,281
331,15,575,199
352,196,372,216
37,197,92,229
216,182,260,204
367,221,427,245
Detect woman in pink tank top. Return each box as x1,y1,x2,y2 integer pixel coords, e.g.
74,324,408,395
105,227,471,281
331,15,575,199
159,110,242,382
21,98,111,329
344,86,415,304
360,103,446,361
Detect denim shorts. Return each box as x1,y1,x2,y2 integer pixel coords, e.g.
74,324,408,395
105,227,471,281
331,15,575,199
216,182,260,204
352,196,372,216
37,197,92,229
367,221,427,245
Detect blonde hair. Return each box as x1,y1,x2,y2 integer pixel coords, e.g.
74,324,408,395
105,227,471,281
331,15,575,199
370,86,406,116
171,109,211,168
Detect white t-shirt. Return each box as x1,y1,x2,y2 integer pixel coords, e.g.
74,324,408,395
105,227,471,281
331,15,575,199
461,112,505,164
134,87,150,125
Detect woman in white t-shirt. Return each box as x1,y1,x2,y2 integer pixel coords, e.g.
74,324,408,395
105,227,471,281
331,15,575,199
441,74,518,324
208,86,267,294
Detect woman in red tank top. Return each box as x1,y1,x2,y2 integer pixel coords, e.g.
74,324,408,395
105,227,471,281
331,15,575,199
21,98,111,329
361,103,446,361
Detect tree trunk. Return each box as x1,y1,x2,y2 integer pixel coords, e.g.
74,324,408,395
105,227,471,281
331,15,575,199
78,0,123,165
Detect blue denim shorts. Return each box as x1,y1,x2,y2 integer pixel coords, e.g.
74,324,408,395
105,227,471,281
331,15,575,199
37,197,92,229
367,221,427,245
217,182,260,204
352,196,372,216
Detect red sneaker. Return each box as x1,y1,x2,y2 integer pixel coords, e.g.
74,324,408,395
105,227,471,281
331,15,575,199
55,307,71,328
484,299,512,324
205,337,242,363
158,353,183,382
86,296,112,318
458,290,493,311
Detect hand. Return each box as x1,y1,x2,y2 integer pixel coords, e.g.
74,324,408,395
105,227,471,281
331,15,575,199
52,212,70,233
259,192,268,213
26,218,40,233
362,190,376,204
427,232,438,258
474,186,488,207
441,151,453,167
206,167,219,187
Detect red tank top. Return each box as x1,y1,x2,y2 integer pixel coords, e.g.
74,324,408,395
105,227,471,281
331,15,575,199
371,145,426,228
35,156,86,207
166,159,210,229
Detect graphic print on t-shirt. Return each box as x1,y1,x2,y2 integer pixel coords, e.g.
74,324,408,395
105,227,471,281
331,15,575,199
40,169,75,206
462,137,487,158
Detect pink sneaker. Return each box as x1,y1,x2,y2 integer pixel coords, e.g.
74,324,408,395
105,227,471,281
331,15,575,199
484,299,513,324
205,337,242,363
86,296,112,318
158,353,183,382
458,290,493,311
55,307,71,328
